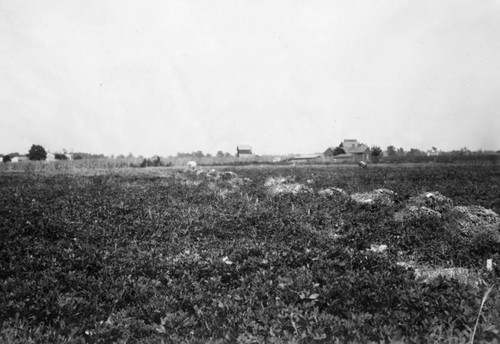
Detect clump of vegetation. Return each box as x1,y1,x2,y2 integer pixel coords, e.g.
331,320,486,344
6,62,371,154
139,156,171,167
28,144,47,161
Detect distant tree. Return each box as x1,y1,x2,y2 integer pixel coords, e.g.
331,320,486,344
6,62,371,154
407,148,426,156
387,145,397,157
332,147,346,156
28,144,47,161
193,151,204,158
2,155,11,163
55,153,68,160
397,147,405,156
224,152,232,157
140,156,163,168
206,153,212,158
127,152,134,159
216,151,224,158
371,146,383,163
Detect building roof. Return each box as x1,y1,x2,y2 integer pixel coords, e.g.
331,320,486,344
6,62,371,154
237,145,252,151
290,154,321,160
342,139,359,147
345,145,370,154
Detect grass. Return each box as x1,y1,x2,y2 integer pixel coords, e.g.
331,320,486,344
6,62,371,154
1,164,500,343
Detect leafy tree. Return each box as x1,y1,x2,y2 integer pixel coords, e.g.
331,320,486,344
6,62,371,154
55,153,68,160
407,148,426,156
216,151,224,158
371,146,383,163
397,147,405,156
2,155,11,163
224,152,232,157
332,147,346,156
28,144,47,161
387,145,397,157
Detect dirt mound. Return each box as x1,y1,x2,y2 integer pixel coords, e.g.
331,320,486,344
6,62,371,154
318,187,350,199
448,205,500,235
351,188,396,206
183,168,251,198
394,206,442,222
407,191,453,212
265,177,313,196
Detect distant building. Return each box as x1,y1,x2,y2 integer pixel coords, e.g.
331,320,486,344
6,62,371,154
288,154,322,164
236,145,253,157
324,139,371,162
323,147,340,157
341,139,359,149
345,145,371,162
46,153,56,162
12,156,29,163
427,150,439,157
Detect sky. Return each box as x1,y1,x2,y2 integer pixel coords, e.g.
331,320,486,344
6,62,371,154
1,0,500,157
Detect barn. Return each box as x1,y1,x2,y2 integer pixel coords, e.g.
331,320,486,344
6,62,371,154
324,139,371,162
236,145,253,158
346,145,371,162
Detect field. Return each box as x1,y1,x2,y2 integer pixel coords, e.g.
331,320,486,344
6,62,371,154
1,164,500,343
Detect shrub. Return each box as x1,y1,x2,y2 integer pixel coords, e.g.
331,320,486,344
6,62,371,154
28,144,47,161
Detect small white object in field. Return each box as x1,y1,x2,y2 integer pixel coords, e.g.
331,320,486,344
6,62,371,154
370,244,387,253
187,161,197,169
359,161,367,168
487,259,493,271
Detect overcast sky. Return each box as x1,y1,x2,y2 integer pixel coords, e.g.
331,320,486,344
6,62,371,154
1,0,499,156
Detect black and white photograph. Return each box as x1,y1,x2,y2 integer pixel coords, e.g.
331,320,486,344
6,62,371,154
1,1,500,342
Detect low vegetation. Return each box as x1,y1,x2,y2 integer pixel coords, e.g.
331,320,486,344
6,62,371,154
1,164,500,343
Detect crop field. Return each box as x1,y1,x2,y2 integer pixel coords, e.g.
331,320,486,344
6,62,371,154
1,164,500,343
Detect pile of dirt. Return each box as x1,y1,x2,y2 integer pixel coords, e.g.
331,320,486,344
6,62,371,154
184,168,251,198
407,191,454,212
394,205,442,223
448,205,500,236
318,187,350,200
394,191,500,238
350,188,396,206
394,191,453,222
264,177,313,196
